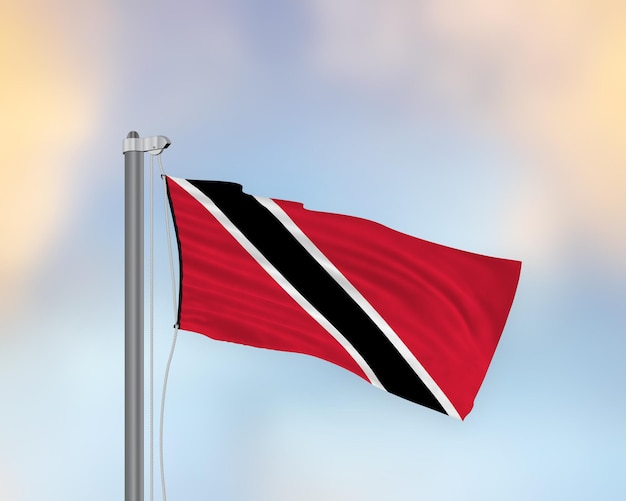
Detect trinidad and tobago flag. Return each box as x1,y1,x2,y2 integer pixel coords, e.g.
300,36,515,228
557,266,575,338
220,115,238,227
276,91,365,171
165,177,521,420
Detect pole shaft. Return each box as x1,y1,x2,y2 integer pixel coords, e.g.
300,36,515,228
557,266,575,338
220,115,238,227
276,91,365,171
125,131,144,501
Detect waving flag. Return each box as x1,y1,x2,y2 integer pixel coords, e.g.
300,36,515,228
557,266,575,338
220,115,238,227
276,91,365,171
165,177,521,419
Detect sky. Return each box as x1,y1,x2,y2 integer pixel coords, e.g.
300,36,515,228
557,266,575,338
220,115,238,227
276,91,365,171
1,0,625,499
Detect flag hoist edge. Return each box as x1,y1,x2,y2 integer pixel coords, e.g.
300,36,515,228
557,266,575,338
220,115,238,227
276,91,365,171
165,176,521,420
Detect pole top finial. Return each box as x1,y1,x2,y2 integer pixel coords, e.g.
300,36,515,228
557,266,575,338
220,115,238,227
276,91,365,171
123,133,171,155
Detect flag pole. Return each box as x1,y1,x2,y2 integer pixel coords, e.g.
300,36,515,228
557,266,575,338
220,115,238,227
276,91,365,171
124,131,170,501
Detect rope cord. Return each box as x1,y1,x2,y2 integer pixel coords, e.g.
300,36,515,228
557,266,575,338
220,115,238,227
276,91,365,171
147,153,180,501
158,154,180,501
159,155,179,318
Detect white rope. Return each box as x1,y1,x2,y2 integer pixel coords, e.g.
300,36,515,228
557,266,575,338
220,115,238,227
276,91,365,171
159,155,179,317
160,326,178,501
145,153,180,501
158,154,180,501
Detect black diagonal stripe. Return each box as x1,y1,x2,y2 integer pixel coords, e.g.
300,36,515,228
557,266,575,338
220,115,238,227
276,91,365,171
188,180,446,414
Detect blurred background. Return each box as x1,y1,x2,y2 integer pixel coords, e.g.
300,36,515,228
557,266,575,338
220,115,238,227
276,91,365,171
1,1,624,499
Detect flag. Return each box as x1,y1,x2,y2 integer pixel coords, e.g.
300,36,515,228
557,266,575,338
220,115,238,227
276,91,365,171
165,176,521,419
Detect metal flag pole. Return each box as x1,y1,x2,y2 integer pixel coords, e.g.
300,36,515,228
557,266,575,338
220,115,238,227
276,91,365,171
124,131,170,501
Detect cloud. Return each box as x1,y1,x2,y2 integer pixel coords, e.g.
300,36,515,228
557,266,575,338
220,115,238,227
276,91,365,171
307,0,626,269
0,3,111,315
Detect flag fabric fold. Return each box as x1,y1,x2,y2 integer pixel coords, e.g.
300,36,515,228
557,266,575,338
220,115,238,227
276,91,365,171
165,176,521,419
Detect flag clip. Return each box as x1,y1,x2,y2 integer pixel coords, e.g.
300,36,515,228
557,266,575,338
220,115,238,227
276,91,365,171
123,135,171,155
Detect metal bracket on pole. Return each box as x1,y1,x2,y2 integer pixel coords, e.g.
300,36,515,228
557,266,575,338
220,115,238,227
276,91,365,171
123,135,171,155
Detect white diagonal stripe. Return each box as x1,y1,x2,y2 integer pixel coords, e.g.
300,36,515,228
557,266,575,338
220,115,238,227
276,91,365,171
170,177,383,390
256,196,461,420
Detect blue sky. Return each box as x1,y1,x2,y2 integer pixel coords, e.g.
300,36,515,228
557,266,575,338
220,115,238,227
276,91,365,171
1,1,625,500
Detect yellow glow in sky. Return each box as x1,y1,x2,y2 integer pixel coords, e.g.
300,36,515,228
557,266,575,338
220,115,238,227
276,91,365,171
0,6,103,314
